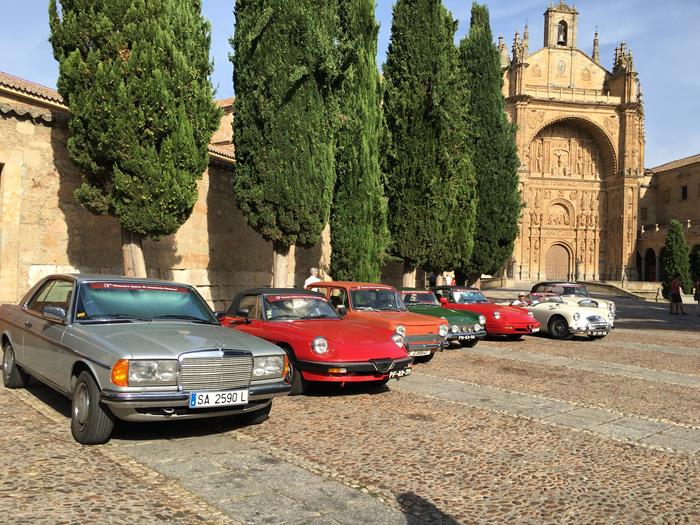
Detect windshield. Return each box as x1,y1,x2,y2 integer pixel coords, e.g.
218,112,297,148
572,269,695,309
350,288,406,311
75,282,217,324
263,295,339,321
402,292,439,306
536,295,565,304
563,286,589,297
452,290,489,304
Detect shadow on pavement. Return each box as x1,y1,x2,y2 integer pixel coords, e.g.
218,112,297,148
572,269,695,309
397,492,461,524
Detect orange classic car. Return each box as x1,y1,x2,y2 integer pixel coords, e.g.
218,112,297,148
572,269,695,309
309,281,448,362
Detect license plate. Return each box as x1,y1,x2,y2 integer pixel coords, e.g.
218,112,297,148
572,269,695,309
458,335,475,341
408,349,431,357
592,331,607,336
389,367,412,379
189,389,249,408
531,328,540,333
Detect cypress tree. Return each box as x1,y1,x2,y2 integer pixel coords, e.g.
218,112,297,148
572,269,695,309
383,0,476,286
329,0,389,282
660,219,692,297
689,244,700,280
49,0,221,276
231,0,338,286
457,3,521,283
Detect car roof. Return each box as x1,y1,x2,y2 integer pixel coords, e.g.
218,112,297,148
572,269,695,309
432,285,480,291
533,281,582,287
399,288,433,293
313,281,395,289
45,273,194,288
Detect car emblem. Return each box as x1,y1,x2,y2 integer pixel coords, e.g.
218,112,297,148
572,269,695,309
216,340,225,354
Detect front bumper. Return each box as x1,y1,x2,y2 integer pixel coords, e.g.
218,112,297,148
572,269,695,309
297,356,413,383
486,321,540,336
100,380,291,421
404,334,444,356
569,323,611,336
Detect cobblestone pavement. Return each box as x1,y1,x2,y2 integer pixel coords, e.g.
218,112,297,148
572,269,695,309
2,292,699,523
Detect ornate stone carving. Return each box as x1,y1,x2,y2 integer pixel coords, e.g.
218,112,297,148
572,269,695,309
605,115,617,133
532,64,542,77
547,203,571,226
581,66,591,81
557,59,567,77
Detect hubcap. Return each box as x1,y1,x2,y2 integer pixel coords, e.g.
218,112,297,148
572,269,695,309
74,383,90,428
554,320,567,336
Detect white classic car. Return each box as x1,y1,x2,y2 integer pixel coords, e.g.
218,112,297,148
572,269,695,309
530,282,616,325
521,293,613,340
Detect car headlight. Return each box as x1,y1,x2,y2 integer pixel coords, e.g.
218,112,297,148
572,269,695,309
493,311,501,320
573,312,580,321
395,324,406,337
473,323,482,331
479,315,486,325
253,355,287,379
527,311,534,318
311,336,329,355
439,324,449,337
392,333,404,348
451,324,459,333
127,360,178,386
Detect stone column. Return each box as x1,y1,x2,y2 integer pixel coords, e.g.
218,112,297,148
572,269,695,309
655,253,661,282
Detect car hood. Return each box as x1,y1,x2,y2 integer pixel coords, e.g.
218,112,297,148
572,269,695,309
348,310,443,335
447,302,530,320
260,319,398,345
66,322,284,360
406,305,479,324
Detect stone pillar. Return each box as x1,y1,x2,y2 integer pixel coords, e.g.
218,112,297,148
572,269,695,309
655,253,661,282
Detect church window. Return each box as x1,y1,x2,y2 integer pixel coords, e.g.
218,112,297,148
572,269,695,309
681,186,688,200
640,207,648,221
557,21,568,46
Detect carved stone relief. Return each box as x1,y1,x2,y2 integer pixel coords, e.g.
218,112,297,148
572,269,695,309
581,66,591,81
529,123,602,180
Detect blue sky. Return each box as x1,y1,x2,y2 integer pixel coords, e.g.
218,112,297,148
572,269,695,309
1,1,697,167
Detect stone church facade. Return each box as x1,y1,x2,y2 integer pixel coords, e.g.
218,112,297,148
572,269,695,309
501,1,645,283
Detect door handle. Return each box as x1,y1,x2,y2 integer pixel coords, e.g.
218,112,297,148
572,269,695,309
24,320,32,328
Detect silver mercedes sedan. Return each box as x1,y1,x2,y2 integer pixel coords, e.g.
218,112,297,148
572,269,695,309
0,274,291,444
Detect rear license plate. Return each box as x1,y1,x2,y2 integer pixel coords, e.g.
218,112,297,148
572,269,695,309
531,327,540,333
388,367,412,379
458,335,475,341
189,389,249,408
408,349,431,357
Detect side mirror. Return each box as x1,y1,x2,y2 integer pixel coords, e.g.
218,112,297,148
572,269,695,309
43,306,66,323
336,305,347,317
214,311,225,320
237,308,251,323
439,297,448,305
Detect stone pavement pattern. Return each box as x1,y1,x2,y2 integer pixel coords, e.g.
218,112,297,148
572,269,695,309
2,292,700,524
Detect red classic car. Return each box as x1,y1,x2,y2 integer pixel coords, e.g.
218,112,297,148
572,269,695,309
431,286,540,339
218,288,412,394
309,281,448,362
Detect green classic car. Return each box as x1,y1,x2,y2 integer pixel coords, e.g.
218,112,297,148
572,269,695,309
400,289,486,347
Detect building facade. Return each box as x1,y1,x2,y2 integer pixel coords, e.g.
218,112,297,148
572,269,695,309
502,1,645,283
636,154,700,281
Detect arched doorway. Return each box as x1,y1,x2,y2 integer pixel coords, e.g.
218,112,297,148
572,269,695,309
644,248,656,282
545,244,571,280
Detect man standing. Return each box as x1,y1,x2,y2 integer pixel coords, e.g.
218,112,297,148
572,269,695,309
304,267,321,288
669,274,687,315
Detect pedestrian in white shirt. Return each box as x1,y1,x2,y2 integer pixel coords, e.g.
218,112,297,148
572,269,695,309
304,267,321,288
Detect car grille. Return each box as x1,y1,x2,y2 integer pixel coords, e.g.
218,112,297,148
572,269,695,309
587,315,608,330
179,352,253,392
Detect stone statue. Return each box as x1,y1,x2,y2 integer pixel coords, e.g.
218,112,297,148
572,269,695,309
535,142,543,172
576,150,584,177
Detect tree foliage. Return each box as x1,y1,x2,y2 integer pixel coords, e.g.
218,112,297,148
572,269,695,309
329,0,389,281
383,0,476,273
660,219,692,297
689,244,700,281
49,0,221,238
231,0,338,250
458,3,521,282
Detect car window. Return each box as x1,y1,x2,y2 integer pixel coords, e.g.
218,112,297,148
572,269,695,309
27,279,73,315
402,292,439,305
329,288,348,309
452,290,488,304
263,295,339,320
350,288,406,311
239,295,262,319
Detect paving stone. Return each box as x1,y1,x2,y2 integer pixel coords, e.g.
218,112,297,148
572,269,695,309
612,416,672,434
640,434,700,454
590,422,657,441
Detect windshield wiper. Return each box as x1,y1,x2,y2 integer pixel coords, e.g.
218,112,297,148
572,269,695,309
152,314,216,324
78,313,152,323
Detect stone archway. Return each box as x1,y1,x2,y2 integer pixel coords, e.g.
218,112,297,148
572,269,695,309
545,243,571,280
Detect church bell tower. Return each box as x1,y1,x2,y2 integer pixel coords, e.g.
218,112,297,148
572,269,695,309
543,1,578,49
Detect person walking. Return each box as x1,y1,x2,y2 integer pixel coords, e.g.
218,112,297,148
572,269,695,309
694,276,700,316
669,274,687,315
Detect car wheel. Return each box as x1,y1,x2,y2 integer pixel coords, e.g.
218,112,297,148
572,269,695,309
414,353,435,363
505,334,523,341
71,371,114,445
237,401,272,425
548,316,571,340
461,339,479,348
289,363,308,395
2,342,28,388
